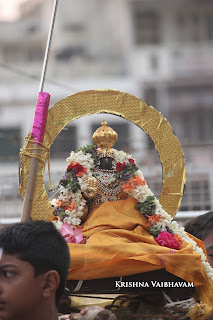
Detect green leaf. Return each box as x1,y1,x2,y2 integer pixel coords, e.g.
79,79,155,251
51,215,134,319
149,226,161,238
136,196,156,215
66,180,79,193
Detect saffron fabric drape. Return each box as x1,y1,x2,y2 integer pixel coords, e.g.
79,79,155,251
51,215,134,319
68,197,206,286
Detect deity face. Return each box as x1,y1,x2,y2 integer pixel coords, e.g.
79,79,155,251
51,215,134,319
203,231,213,267
0,252,46,320
98,157,114,170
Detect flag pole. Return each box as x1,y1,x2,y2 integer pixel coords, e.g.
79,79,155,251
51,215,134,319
39,0,58,92
21,0,59,221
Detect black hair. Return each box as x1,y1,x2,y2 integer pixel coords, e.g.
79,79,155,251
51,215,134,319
184,211,213,241
0,220,70,306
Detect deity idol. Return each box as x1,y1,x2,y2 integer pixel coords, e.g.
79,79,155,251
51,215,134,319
51,121,213,308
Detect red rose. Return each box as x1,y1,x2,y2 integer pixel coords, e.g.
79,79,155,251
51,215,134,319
73,163,84,175
67,164,73,172
67,162,84,176
116,162,126,172
129,158,136,166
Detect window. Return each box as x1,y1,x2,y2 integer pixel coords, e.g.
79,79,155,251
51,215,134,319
0,176,22,221
192,13,200,42
55,46,84,61
177,10,213,43
50,126,76,159
169,86,213,144
0,128,21,161
207,14,213,40
169,86,213,110
150,54,159,70
171,109,213,144
180,178,211,211
132,3,160,45
177,14,186,42
144,87,157,109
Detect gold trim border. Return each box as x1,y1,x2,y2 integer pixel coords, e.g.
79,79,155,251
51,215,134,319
19,89,185,220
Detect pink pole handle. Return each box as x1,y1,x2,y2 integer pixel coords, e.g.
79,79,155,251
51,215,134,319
31,92,50,144
21,92,50,221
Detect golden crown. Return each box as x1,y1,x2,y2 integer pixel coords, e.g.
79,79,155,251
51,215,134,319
92,120,118,155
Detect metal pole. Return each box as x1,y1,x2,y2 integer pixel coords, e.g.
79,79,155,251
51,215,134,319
21,0,59,221
39,0,59,92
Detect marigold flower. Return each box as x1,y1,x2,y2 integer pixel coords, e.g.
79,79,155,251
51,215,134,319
130,176,146,186
122,181,134,193
77,167,87,177
55,200,63,207
174,233,183,245
64,202,76,212
148,214,162,223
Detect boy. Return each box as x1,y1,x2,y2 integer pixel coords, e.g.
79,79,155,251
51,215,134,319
0,221,116,320
0,220,70,320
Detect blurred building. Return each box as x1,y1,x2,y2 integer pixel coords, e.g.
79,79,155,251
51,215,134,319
0,0,213,223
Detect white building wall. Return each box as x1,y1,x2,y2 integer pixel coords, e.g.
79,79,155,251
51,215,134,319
0,0,213,221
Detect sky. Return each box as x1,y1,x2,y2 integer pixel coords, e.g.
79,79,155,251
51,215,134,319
0,0,40,22
0,0,23,21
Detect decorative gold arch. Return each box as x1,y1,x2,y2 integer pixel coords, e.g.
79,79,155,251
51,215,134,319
19,89,185,220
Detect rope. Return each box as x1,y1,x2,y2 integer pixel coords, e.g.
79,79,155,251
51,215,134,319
20,136,53,190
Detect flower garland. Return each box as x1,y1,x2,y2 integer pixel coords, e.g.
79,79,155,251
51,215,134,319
51,145,213,282
51,145,97,230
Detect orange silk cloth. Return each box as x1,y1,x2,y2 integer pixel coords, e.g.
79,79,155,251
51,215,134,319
67,198,207,285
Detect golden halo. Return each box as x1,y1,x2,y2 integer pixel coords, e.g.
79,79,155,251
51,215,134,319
19,89,185,220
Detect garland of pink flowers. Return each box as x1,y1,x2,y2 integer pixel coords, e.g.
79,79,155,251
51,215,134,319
51,145,213,282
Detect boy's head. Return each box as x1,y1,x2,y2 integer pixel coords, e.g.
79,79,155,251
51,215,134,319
185,211,213,241
0,220,70,320
185,211,213,267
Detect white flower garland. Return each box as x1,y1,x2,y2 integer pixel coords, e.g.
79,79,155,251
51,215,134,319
52,150,95,229
52,147,213,282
